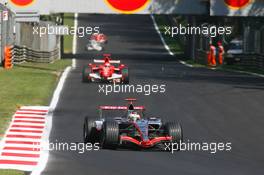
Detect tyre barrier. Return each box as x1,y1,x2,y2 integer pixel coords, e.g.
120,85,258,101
4,46,14,69
2,45,60,68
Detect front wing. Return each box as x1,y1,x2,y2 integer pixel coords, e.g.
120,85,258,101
88,73,123,82
120,136,172,148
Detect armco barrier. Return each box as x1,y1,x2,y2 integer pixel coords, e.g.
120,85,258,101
10,45,59,64
225,53,264,69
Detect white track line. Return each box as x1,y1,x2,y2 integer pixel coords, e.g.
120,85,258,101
2,143,41,148
3,138,41,143
150,14,174,56
72,13,78,69
150,15,200,68
16,111,47,114
222,68,264,78
1,149,40,155
6,132,43,136
8,128,43,131
13,114,46,118
11,123,45,127
12,118,45,122
20,107,49,110
30,66,72,175
0,156,40,162
179,60,194,68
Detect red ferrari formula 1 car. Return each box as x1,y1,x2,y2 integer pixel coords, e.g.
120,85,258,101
83,99,183,150
82,54,129,84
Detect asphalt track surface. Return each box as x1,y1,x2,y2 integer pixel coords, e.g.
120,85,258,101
42,14,264,175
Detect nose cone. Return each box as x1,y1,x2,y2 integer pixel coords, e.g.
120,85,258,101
141,140,152,147
101,67,112,78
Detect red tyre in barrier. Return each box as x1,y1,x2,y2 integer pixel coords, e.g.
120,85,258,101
4,46,13,69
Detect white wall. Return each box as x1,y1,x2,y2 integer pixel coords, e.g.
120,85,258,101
211,0,264,16
0,0,207,15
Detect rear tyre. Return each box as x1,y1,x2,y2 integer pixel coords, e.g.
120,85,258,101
83,117,98,144
100,120,119,149
121,68,129,84
164,122,183,151
86,44,91,51
82,66,91,83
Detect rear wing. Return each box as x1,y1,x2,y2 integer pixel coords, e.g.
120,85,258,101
99,106,145,110
98,105,145,119
93,59,121,64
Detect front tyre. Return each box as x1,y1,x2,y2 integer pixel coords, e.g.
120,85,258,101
121,68,129,84
165,122,183,151
83,117,98,144
100,120,119,149
82,66,91,83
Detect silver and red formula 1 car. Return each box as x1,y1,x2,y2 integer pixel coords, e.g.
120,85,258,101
82,54,129,84
86,33,108,51
83,99,183,149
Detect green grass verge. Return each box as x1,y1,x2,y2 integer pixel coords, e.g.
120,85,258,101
0,169,25,175
63,13,74,53
154,15,184,55
219,64,264,75
0,59,71,175
0,59,71,134
185,60,207,68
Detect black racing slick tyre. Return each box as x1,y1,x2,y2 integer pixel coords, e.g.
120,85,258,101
82,66,91,83
100,120,119,149
121,68,129,84
165,122,183,144
83,117,98,144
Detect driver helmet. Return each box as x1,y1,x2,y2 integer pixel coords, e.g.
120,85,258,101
105,62,110,67
128,112,141,122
